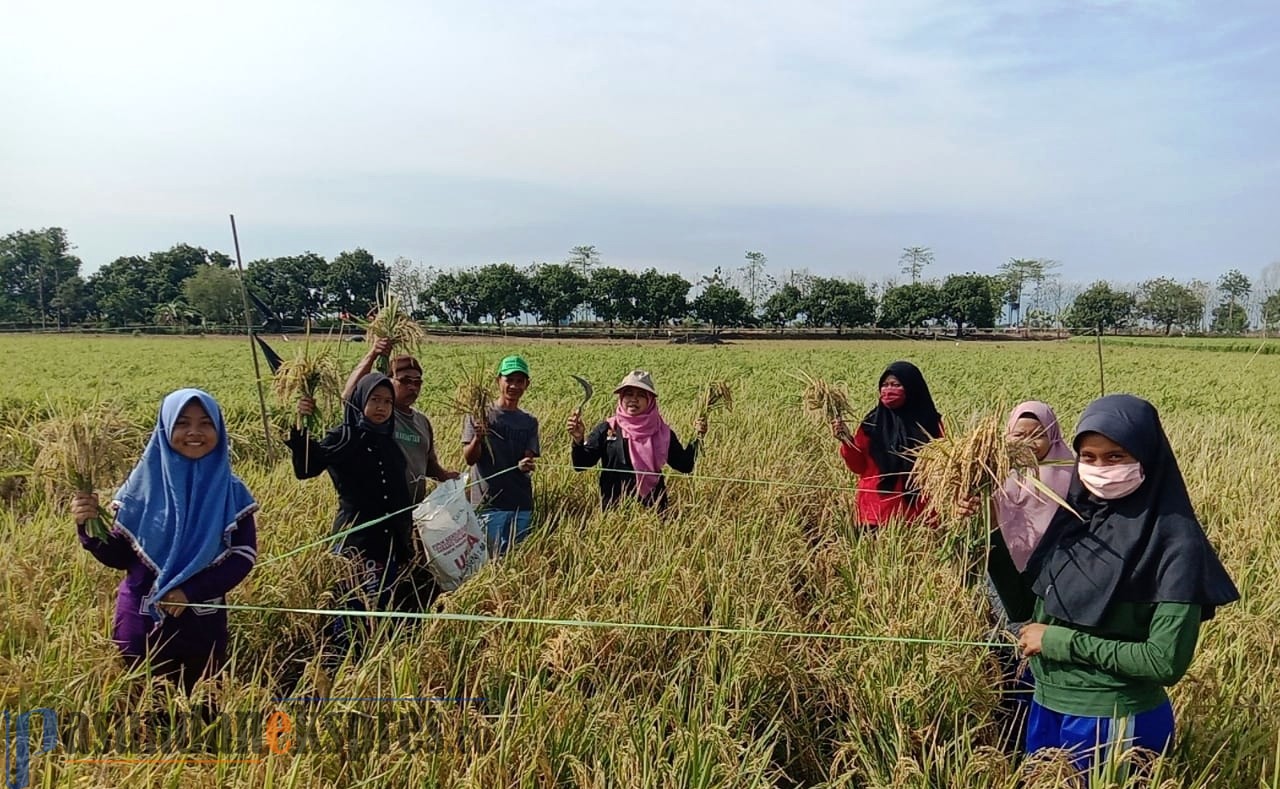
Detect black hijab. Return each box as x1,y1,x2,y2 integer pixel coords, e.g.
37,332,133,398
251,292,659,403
344,373,396,436
1028,394,1239,628
860,361,943,494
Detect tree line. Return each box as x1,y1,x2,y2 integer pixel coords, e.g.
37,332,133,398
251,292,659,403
3,227,1278,335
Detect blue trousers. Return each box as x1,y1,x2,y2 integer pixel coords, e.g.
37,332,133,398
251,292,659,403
1026,699,1175,773
479,509,534,557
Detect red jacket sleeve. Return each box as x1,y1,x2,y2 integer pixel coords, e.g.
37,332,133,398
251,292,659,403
838,425,872,475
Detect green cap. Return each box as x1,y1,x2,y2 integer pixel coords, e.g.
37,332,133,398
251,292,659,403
497,355,530,377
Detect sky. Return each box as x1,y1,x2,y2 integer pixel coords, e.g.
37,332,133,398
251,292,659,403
2,0,1278,283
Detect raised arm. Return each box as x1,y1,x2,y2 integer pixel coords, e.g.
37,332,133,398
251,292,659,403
571,421,610,470
341,338,393,401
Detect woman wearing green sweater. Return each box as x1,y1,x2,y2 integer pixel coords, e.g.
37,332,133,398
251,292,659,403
988,394,1238,773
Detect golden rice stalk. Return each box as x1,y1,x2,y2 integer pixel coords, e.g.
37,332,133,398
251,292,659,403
359,288,426,373
698,379,733,420
908,411,1042,525
444,366,497,453
272,342,343,433
32,404,142,540
792,370,853,438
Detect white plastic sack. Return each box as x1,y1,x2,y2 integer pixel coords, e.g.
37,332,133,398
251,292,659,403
413,476,488,592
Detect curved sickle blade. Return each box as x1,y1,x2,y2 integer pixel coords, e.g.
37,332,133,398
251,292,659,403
571,375,594,415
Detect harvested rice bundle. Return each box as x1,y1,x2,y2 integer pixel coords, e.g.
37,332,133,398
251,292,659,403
272,341,342,433
697,379,733,421
445,366,497,453
793,371,853,439
359,289,426,373
909,410,1043,525
33,405,141,539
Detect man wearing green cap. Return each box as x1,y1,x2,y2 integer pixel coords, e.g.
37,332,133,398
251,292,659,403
461,355,540,556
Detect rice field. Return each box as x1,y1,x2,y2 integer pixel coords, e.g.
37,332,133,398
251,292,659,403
1,334,1277,788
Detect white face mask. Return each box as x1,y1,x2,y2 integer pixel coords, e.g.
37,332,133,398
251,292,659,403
1078,461,1145,500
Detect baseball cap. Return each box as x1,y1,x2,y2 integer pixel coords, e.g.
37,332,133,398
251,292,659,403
497,355,530,377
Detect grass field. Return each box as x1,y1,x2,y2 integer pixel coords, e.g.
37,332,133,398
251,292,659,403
2,334,1277,788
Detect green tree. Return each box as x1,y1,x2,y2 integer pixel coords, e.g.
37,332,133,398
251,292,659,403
51,275,92,324
474,263,530,324
586,267,640,327
245,253,328,325
421,269,483,326
898,246,933,285
1138,278,1204,335
938,273,1000,335
803,277,875,333
999,258,1059,326
878,282,942,328
1210,302,1249,334
326,248,388,316
0,227,84,326
761,283,804,329
1065,281,1135,331
634,269,691,327
527,263,587,328
1212,269,1251,334
182,266,245,325
88,255,154,326
153,299,200,329
1263,292,1280,331
691,268,752,334
740,251,768,313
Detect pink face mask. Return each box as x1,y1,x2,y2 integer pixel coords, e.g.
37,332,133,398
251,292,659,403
1078,462,1145,500
879,385,906,409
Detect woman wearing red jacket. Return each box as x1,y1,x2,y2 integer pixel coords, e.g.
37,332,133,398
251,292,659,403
831,361,943,528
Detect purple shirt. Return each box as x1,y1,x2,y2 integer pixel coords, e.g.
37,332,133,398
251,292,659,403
78,514,257,662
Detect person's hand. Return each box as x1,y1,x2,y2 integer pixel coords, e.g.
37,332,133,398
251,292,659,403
566,412,585,444
831,419,851,442
437,469,461,481
957,495,980,519
694,417,708,437
470,420,489,439
71,492,101,527
518,453,537,474
370,337,393,358
158,588,189,618
297,396,316,417
1018,623,1046,657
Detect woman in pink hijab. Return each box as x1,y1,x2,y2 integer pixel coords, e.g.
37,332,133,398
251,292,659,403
567,370,709,511
985,401,1075,745
996,401,1076,574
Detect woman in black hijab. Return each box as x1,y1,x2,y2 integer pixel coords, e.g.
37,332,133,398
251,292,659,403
830,361,943,528
287,373,431,664
988,394,1238,773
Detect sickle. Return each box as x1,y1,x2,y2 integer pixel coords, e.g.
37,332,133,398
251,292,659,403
571,375,594,415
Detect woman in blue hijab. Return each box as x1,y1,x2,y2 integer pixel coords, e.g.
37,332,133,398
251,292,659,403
74,389,258,693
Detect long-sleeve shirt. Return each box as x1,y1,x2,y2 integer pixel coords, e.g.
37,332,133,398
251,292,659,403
285,425,415,562
987,531,1201,718
837,424,936,527
78,514,257,661
571,420,698,511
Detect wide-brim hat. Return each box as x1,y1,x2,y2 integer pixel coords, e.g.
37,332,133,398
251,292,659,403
613,369,658,397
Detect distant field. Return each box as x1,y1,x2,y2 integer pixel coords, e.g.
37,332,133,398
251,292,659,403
2,334,1276,787
1070,333,1280,354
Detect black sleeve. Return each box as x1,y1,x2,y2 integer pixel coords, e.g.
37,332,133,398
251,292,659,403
665,430,698,474
987,529,1038,623
284,426,355,480
571,421,610,470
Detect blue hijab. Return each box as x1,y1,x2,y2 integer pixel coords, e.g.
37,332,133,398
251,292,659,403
112,389,258,621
